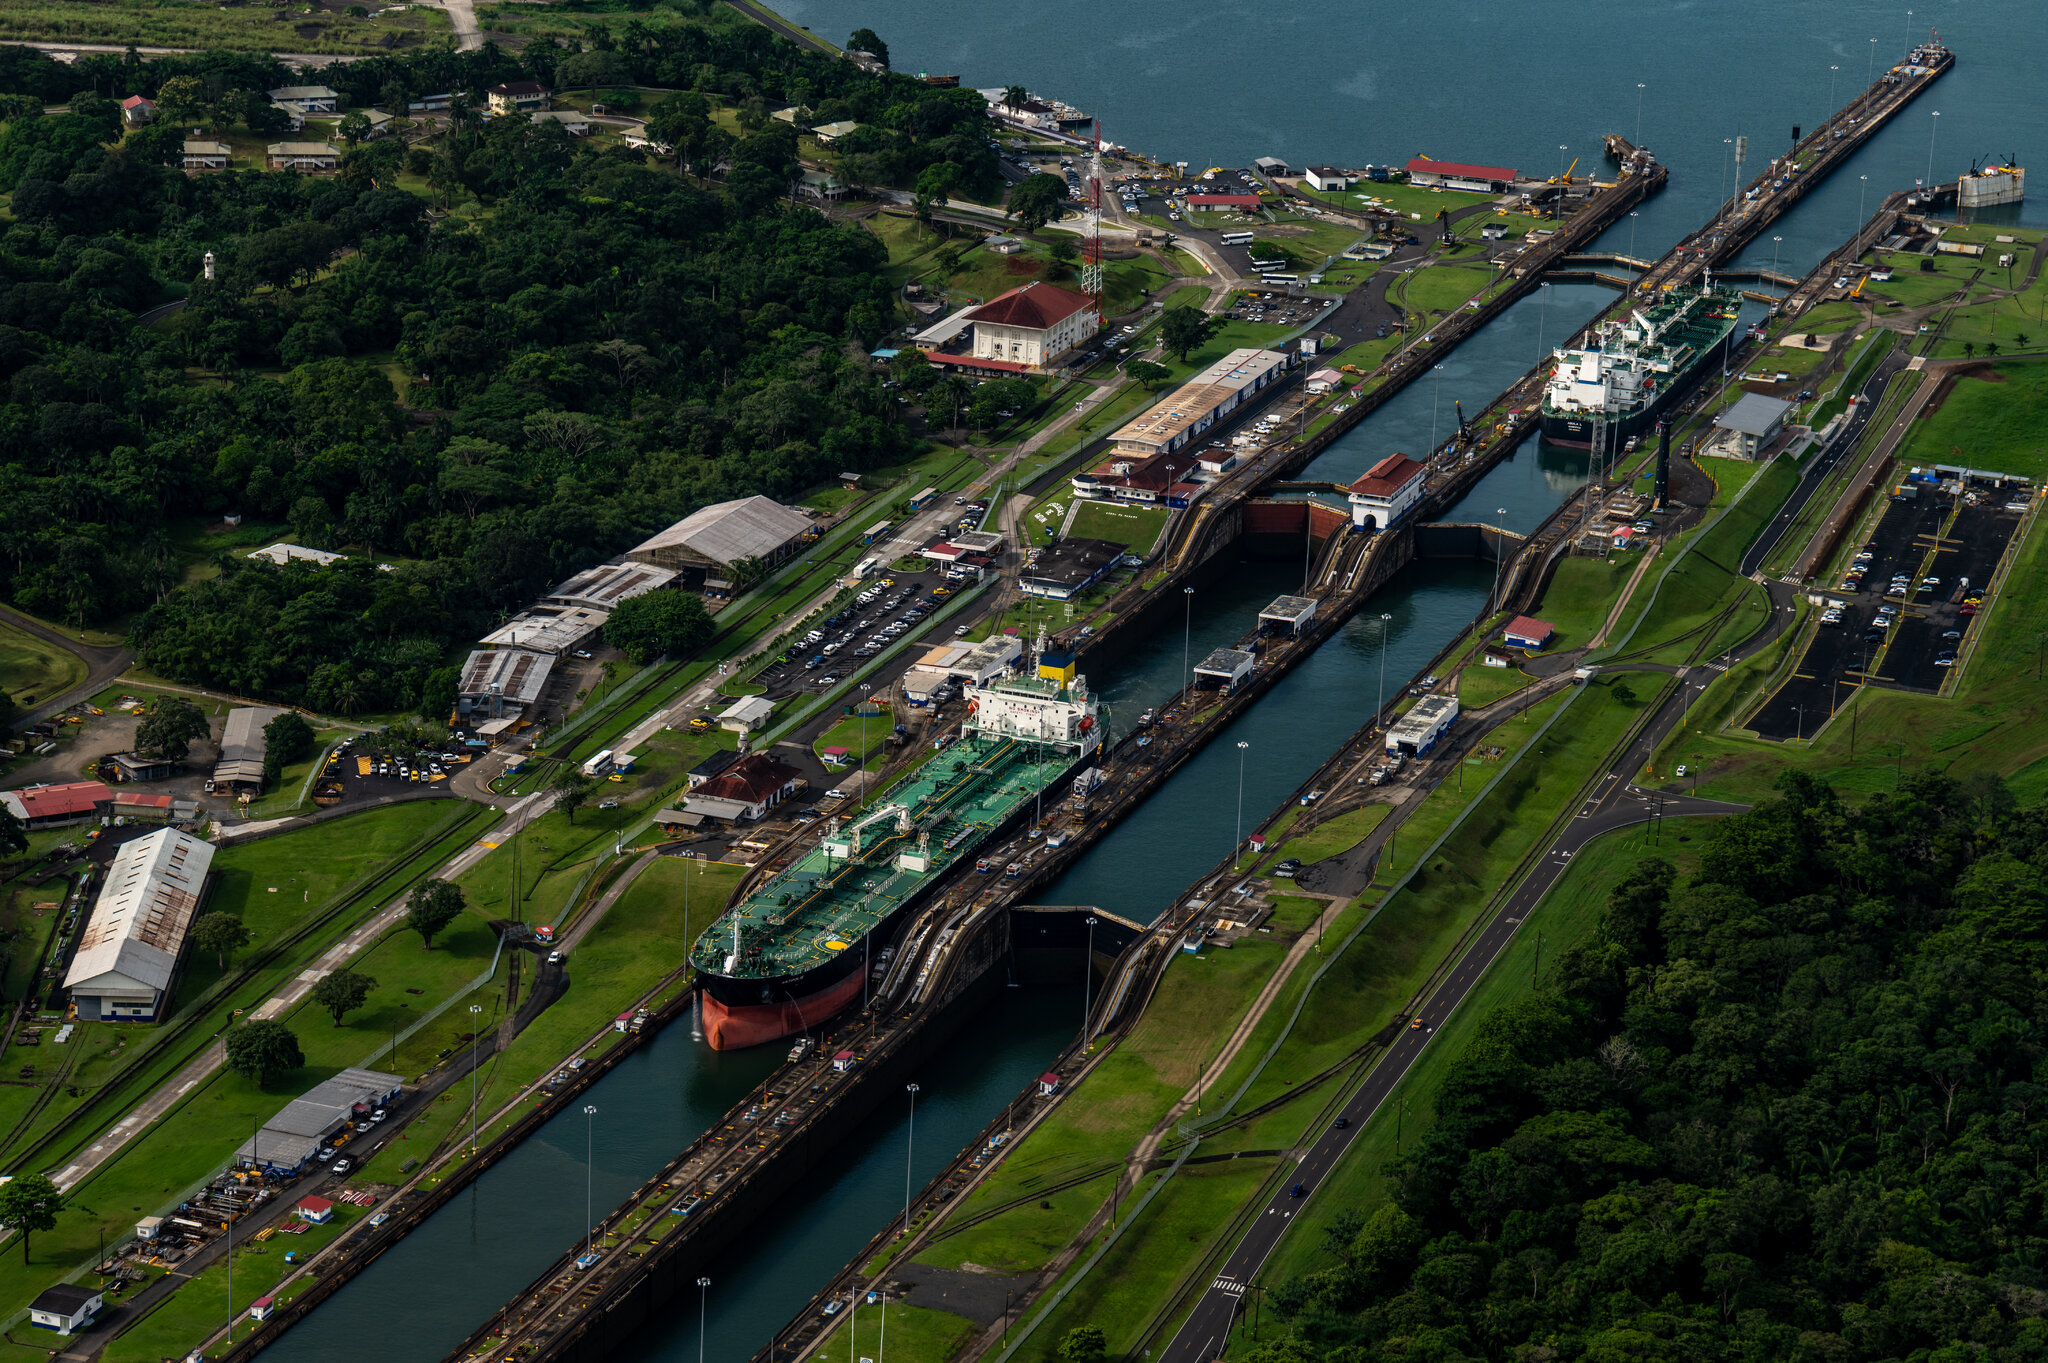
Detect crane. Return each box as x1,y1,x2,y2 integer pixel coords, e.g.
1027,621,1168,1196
1548,157,1580,186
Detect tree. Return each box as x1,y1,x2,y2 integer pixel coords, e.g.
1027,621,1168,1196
310,969,376,1027
406,878,465,949
913,162,960,238
189,912,251,970
1056,1325,1106,1363
1046,235,1079,279
0,799,24,859
1963,340,1977,359
1161,308,1224,361
847,28,889,65
603,591,714,665
262,710,316,786
1126,359,1171,389
1006,172,1069,233
337,111,373,146
135,695,209,761
550,769,594,825
1001,84,1028,110
0,1173,62,1264
224,1019,304,1088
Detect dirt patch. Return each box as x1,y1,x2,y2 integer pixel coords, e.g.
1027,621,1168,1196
1003,257,1045,277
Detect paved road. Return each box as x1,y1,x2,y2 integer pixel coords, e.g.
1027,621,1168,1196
2,604,133,728
1738,346,1910,578
1159,587,1799,1361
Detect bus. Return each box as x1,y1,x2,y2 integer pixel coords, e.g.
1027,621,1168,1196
579,749,614,779
853,556,881,579
1257,272,1300,284
1218,232,1256,246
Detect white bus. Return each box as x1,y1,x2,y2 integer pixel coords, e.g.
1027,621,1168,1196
1257,272,1300,284
854,557,881,579
580,749,615,779
1219,231,1256,246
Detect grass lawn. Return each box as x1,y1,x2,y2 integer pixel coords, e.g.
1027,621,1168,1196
1458,663,1534,709
1260,820,1710,1284
1896,356,2048,480
1067,501,1171,554
1271,805,1388,867
1536,554,1637,650
0,0,448,52
1394,264,1499,318
0,616,85,707
814,707,894,766
1298,181,1493,221
812,1300,977,1363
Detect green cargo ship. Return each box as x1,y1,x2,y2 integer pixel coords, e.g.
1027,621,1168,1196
691,660,1103,1049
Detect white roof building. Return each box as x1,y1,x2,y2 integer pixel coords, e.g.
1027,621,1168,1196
624,497,814,577
478,606,608,656
458,648,556,715
544,561,678,611
63,828,214,1022
214,705,287,793
248,542,343,567
716,696,776,732
1387,694,1459,757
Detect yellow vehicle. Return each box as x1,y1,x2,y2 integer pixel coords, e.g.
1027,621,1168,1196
932,586,952,597
357,755,374,775
1340,364,1363,374
87,707,103,716
688,716,712,731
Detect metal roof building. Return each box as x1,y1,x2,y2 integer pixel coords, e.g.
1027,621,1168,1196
1714,393,1794,459
458,648,556,715
1259,595,1318,635
625,496,814,576
1193,647,1257,693
543,561,678,611
213,706,286,794
63,828,213,1021
236,1067,405,1172
1387,694,1460,757
1,779,110,829
477,606,608,656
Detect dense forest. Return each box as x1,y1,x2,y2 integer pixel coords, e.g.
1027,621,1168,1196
0,14,996,713
1255,769,2048,1363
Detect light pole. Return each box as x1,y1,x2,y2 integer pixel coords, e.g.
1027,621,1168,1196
1556,144,1568,181
1082,916,1098,1040
1925,110,1940,188
1720,137,1733,211
1536,282,1550,362
1858,175,1870,240
1430,364,1446,452
696,1277,711,1363
468,1002,484,1154
858,682,873,808
1827,65,1839,127
582,1104,598,1260
902,1083,921,1237
1490,508,1508,614
1866,38,1878,115
1627,210,1639,260
1181,586,1195,697
1376,614,1393,730
1771,236,1782,279
1233,741,1249,863
1634,83,1646,145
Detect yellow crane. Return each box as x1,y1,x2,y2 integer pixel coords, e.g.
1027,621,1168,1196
1548,156,1580,186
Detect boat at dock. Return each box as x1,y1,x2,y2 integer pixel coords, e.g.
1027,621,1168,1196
688,637,1103,1049
1540,280,1744,449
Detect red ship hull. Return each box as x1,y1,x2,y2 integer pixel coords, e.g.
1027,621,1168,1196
699,965,867,1050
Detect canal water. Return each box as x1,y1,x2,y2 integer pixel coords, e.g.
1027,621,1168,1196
269,6,2048,1358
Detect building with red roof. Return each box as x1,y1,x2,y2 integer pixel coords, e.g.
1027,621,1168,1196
964,281,1098,369
682,753,804,823
1346,454,1429,530
1,780,111,830
1503,616,1556,650
295,1196,334,1224
1404,158,1518,190
1074,449,1206,506
120,95,155,125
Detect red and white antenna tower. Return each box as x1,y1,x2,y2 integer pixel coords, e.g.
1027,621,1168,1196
1081,121,1104,320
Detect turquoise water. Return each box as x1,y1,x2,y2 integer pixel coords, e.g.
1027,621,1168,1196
265,8,2047,1359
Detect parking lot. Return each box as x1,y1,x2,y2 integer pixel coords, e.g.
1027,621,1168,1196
745,504,992,704
1750,479,2028,739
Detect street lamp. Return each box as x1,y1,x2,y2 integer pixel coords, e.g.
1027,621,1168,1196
858,682,873,808
1634,83,1646,145
1771,236,1782,278
1866,38,1879,115
1627,210,1639,260
468,1002,484,1154
582,1104,598,1260
1858,175,1870,239
1430,363,1446,452
1182,586,1195,697
1233,741,1249,863
1082,916,1099,1040
1925,110,1940,188
1490,508,1509,614
696,1277,711,1363
1720,137,1733,210
1827,64,1839,126
1536,282,1550,362
902,1083,921,1237
1376,614,1394,729
1557,144,1568,180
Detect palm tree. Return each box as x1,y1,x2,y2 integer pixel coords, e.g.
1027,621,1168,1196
2016,332,2030,349
1962,341,1976,359
1001,85,1028,110
1986,342,2001,358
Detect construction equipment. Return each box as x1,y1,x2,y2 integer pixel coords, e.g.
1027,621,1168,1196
1850,275,1868,298
1548,157,1580,186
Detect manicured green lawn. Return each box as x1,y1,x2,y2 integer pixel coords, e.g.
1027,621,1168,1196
0,616,84,707
813,1300,978,1363
1271,805,1388,867
1395,264,1497,317
1896,356,2048,480
1458,663,1534,709
814,708,894,766
1067,501,1170,553
1535,555,1636,650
